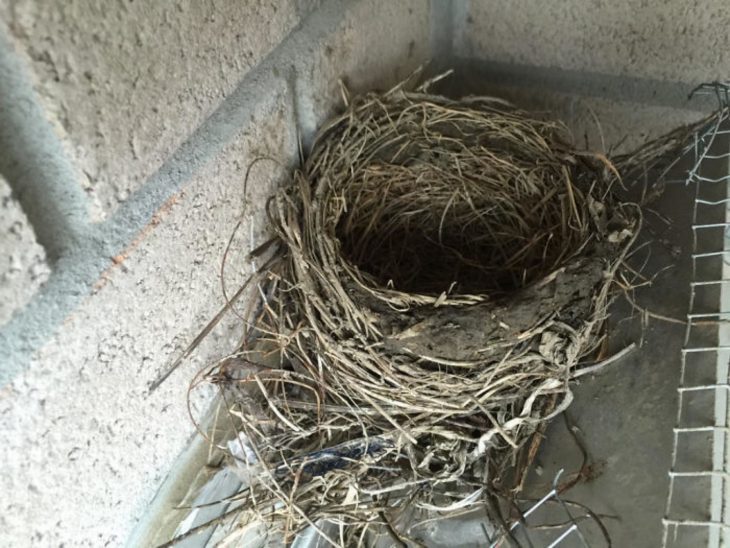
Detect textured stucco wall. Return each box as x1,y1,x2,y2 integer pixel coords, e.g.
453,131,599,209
0,89,295,546
0,175,49,326
455,0,730,85
0,0,302,219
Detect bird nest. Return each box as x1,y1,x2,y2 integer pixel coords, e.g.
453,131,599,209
182,77,710,546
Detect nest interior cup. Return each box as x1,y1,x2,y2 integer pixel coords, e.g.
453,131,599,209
328,95,595,297
267,83,639,419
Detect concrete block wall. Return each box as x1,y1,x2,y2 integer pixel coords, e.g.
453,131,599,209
0,1,430,546
454,0,730,85
0,175,50,326
447,0,730,156
0,0,304,220
0,0,728,546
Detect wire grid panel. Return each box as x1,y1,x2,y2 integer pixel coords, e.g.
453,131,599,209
486,471,597,548
663,88,730,548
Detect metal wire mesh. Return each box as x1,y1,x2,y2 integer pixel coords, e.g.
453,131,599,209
486,471,595,548
663,84,730,548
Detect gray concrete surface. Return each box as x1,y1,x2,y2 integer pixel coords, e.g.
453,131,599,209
0,86,296,547
455,0,730,85
0,175,49,327
0,25,90,263
0,0,303,219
